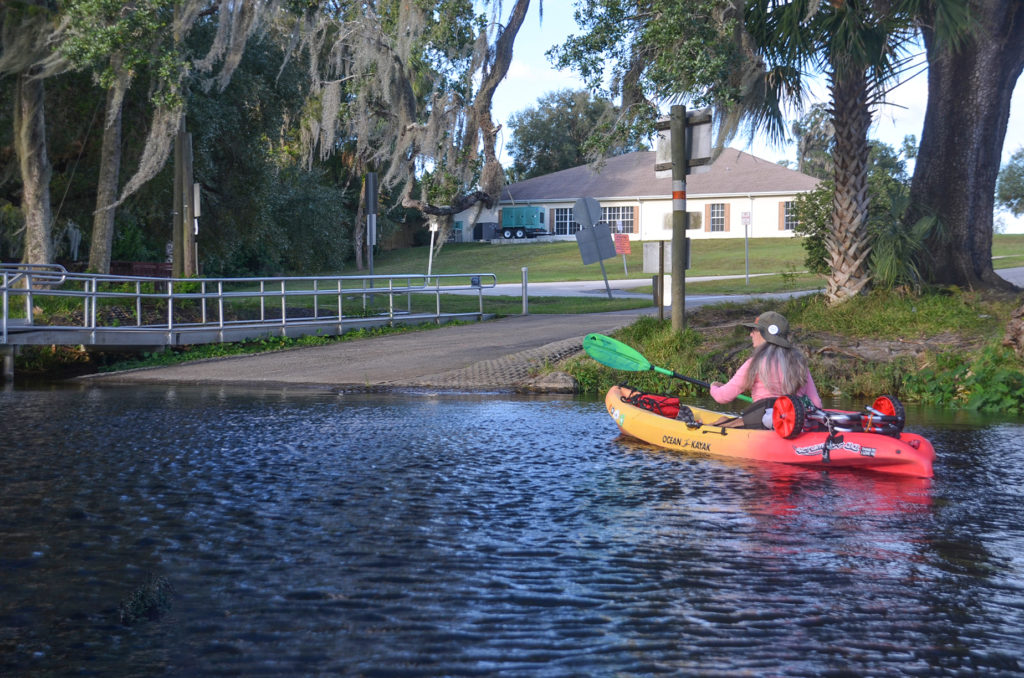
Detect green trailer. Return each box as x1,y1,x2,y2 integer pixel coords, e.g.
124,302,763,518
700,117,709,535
499,206,547,239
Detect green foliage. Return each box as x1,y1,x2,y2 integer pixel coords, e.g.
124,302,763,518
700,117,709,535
182,30,353,276
570,316,722,398
790,103,833,181
901,344,1024,415
869,202,940,291
59,0,176,80
997,147,1024,217
0,203,24,260
506,89,648,181
792,182,833,275
111,215,160,262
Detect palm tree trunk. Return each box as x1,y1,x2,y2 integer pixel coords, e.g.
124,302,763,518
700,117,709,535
14,69,54,266
824,68,872,305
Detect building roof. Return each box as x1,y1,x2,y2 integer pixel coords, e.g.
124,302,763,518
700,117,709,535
501,148,820,203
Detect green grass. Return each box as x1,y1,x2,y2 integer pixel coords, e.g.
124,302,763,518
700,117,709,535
367,292,651,315
369,238,809,283
367,234,1024,287
993,233,1024,266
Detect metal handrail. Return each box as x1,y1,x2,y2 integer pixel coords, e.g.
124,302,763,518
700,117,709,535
2,267,497,345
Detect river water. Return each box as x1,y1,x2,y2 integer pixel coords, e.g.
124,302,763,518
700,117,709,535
2,384,1024,676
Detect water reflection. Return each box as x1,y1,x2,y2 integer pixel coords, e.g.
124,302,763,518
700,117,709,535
1,385,1023,675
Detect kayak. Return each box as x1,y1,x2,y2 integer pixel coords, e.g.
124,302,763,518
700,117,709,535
604,385,935,478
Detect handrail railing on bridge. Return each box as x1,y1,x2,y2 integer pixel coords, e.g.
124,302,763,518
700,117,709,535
2,264,497,346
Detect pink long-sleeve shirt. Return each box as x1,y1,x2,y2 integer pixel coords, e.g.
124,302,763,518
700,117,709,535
710,357,822,407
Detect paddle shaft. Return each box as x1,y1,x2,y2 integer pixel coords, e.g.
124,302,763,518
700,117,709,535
653,366,753,403
583,333,753,404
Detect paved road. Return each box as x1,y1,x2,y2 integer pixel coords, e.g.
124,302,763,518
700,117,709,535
87,309,656,391
998,265,1024,287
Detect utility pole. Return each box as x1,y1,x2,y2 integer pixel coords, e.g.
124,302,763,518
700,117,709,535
670,105,688,332
171,121,196,278
659,105,712,332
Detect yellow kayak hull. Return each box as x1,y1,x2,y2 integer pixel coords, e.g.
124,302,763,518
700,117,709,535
604,385,935,478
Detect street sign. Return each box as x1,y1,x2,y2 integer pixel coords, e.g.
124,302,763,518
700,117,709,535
576,223,616,265
613,233,631,255
573,197,602,228
655,108,713,176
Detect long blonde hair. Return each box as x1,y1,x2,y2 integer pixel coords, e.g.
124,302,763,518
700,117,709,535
741,342,810,396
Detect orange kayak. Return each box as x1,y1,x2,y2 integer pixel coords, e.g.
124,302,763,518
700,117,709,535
604,385,935,478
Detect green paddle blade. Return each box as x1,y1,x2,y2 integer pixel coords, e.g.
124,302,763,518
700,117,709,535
583,333,653,372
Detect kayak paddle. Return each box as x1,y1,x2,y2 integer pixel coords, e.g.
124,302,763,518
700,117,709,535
583,333,753,403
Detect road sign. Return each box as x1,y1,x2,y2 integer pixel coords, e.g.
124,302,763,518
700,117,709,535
654,108,713,176
573,197,602,228
613,233,631,255
576,223,615,265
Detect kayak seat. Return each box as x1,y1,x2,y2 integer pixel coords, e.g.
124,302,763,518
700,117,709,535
675,406,702,429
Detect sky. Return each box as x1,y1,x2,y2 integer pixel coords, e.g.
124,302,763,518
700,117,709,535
489,3,1024,234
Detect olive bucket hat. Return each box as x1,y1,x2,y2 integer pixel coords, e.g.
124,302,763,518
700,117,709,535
743,311,792,348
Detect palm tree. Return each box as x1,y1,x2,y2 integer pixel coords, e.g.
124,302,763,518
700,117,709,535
744,0,964,305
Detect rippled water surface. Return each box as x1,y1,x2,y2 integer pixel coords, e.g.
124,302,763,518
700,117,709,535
3,385,1024,676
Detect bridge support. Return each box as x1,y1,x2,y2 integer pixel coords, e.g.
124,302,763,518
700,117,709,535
1,346,14,383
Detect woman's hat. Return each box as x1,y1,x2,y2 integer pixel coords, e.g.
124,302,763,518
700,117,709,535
743,311,792,348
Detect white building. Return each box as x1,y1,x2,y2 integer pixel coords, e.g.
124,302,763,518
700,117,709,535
453,148,820,242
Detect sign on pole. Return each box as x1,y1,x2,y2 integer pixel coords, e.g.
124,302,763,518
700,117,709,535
575,222,616,265
655,108,713,176
573,197,616,299
613,232,630,275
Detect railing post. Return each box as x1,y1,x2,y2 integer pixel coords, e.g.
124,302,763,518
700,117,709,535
388,279,394,324
201,281,208,324
280,280,286,328
260,281,265,321
136,281,143,325
521,266,529,315
167,280,174,331
218,281,224,328
25,274,34,326
88,278,98,329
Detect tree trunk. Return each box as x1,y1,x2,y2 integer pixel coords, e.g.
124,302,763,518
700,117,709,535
88,85,124,274
824,67,872,305
14,69,54,266
910,0,1024,291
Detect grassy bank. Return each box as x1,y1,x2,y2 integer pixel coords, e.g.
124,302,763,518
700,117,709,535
564,288,1024,415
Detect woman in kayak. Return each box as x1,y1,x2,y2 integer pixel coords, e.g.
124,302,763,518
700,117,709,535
709,311,822,428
